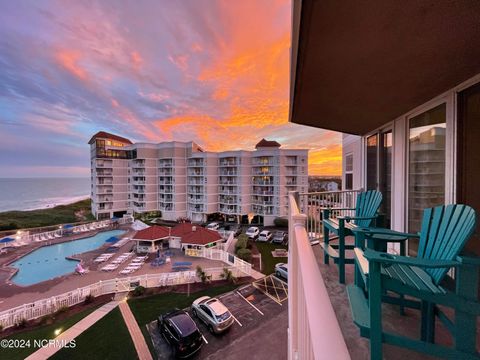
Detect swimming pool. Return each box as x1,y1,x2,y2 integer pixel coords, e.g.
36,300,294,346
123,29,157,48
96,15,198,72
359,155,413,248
10,230,125,286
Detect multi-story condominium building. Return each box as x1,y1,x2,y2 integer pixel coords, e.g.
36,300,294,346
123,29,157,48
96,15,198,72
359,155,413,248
89,133,308,225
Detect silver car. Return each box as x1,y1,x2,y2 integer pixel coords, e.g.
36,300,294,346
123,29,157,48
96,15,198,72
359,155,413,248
275,263,288,280
191,296,234,334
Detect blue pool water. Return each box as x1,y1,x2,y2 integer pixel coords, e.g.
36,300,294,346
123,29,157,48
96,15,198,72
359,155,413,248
10,230,125,286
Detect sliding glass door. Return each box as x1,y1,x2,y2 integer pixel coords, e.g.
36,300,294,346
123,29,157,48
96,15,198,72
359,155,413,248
408,103,446,255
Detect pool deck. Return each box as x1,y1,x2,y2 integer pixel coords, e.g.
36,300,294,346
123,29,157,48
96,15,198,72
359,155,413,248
0,227,225,311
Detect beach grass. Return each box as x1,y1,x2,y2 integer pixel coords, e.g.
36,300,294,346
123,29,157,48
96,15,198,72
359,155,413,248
51,307,137,360
0,199,94,230
0,305,99,360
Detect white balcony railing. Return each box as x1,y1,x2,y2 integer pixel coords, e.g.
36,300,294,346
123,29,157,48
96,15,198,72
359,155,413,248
298,189,362,241
288,192,350,360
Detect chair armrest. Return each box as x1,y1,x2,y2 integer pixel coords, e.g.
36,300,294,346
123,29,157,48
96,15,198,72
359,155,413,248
363,249,461,269
457,255,480,266
329,207,356,211
351,227,420,238
337,215,378,222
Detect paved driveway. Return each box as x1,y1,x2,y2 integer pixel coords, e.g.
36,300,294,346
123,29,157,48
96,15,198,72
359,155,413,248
147,284,288,359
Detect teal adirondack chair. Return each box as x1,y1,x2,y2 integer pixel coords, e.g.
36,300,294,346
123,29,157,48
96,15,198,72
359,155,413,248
347,204,479,360
322,190,382,283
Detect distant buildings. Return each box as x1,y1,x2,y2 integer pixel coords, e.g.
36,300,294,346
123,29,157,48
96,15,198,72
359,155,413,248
89,132,308,225
308,177,341,192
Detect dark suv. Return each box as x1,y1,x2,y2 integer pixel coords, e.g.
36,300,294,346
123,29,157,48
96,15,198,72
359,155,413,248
158,309,203,358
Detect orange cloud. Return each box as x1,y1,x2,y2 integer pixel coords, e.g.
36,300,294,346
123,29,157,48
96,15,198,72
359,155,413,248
55,50,88,80
131,51,143,70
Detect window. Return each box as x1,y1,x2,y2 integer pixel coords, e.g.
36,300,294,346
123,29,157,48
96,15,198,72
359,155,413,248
344,153,353,190
408,103,446,254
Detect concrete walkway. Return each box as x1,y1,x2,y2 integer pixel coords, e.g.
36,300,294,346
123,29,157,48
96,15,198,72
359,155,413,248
249,269,265,280
25,300,120,360
119,301,153,360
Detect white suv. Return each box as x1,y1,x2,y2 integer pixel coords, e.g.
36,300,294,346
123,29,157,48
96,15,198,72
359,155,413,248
245,226,260,239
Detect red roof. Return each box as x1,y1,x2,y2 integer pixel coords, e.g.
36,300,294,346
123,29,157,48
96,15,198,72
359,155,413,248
88,131,133,145
255,138,281,148
133,225,170,240
171,223,222,245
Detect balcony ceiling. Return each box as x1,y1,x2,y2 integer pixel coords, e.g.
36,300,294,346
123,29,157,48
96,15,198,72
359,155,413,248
290,0,480,135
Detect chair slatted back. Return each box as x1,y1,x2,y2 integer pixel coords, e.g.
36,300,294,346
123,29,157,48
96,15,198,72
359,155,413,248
417,204,476,284
353,190,383,227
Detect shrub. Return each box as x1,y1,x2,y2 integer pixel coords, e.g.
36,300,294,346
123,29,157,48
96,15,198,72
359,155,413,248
236,248,252,262
274,217,288,228
132,286,146,297
40,314,54,326
196,266,212,284
15,318,27,328
220,267,237,284
84,294,94,305
235,234,248,253
55,306,69,316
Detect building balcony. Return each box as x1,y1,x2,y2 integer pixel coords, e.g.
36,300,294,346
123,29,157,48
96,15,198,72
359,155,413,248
132,169,145,176
96,171,113,177
219,198,237,205
187,159,204,167
159,159,173,167
159,204,174,211
218,187,237,195
219,159,237,167
159,169,173,176
219,206,238,214
287,190,447,359
188,205,204,213
219,180,236,185
188,170,204,176
252,158,274,166
131,159,145,168
188,179,204,185
188,196,204,204
219,170,237,176
159,196,173,202
252,190,274,196
158,179,173,185
132,180,146,185
159,186,174,193
252,180,274,186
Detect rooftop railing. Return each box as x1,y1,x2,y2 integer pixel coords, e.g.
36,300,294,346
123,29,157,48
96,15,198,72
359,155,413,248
288,192,351,360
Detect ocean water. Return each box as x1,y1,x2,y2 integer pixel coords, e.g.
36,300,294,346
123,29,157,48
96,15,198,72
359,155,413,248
0,178,90,212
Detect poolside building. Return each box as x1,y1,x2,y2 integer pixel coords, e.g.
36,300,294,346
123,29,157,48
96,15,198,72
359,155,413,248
89,133,308,225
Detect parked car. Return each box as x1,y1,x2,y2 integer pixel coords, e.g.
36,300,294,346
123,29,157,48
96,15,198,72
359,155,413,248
191,296,235,334
272,231,287,244
257,230,273,242
245,226,260,239
275,263,288,280
158,309,203,358
206,222,220,230
229,224,242,237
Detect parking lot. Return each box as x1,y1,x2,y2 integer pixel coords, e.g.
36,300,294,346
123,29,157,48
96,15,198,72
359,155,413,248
147,281,288,359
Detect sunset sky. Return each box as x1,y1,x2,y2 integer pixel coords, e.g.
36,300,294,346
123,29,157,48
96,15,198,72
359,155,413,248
0,0,341,177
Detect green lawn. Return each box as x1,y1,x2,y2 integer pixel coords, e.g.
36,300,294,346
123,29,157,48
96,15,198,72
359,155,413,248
51,307,137,360
128,284,239,357
0,306,98,360
0,199,94,230
255,242,288,275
